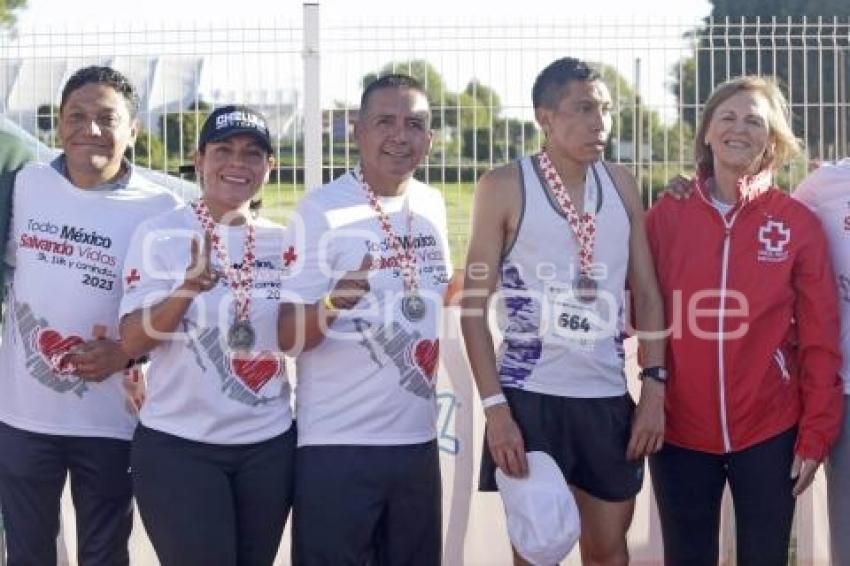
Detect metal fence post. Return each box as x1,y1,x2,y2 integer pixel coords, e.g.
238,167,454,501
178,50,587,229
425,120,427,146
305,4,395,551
303,2,321,191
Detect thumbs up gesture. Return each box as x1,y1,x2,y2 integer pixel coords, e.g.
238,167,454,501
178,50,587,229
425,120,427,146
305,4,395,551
326,254,373,310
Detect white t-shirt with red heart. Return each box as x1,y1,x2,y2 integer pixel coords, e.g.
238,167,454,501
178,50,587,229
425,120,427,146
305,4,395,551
0,162,180,440
284,172,452,447
119,205,294,445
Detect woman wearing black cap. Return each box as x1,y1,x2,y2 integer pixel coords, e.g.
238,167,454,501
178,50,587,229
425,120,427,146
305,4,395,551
118,105,295,566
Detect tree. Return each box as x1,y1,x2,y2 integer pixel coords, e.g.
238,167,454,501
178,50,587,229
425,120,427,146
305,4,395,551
361,61,509,158
0,0,27,29
356,59,692,178
462,79,501,127
160,100,211,160
133,129,166,171
362,59,448,102
670,1,850,159
362,60,458,128
596,64,694,165
708,0,848,17
462,117,540,162
454,79,505,161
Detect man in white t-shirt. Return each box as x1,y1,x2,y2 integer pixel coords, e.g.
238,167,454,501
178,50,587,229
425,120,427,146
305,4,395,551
793,159,850,566
0,66,179,566
279,74,453,564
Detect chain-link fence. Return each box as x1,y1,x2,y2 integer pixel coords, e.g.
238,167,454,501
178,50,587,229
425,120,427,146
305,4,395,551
1,10,848,564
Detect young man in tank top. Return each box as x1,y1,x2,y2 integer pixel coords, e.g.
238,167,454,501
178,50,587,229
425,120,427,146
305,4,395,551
461,57,667,564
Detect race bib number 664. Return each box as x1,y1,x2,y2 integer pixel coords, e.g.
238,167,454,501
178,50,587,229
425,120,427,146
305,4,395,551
544,281,612,352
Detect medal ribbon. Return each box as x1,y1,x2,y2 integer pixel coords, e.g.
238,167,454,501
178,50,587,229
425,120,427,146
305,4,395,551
537,151,596,277
353,164,418,294
191,199,257,324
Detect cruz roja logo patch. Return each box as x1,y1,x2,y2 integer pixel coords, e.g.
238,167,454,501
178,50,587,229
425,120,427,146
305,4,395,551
757,219,790,263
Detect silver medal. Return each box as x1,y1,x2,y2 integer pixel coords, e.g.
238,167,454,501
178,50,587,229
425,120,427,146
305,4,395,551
574,274,598,303
401,293,427,322
228,320,256,349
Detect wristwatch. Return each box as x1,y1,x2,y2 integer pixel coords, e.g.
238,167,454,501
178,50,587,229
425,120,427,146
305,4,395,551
639,366,668,384
125,354,150,370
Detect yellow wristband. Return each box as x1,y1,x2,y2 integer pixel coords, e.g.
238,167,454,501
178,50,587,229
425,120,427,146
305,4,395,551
323,294,337,311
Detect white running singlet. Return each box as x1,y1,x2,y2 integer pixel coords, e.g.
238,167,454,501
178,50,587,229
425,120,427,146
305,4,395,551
496,156,630,398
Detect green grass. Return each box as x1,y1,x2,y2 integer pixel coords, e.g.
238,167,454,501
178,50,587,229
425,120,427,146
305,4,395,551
257,182,476,268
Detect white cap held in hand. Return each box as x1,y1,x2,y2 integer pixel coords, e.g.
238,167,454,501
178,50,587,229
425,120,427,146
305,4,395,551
495,451,580,565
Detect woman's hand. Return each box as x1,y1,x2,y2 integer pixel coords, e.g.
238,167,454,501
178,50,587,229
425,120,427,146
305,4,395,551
791,455,821,497
181,231,220,295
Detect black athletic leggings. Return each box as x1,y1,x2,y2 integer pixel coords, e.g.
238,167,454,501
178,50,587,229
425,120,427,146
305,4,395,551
649,427,797,566
132,424,295,566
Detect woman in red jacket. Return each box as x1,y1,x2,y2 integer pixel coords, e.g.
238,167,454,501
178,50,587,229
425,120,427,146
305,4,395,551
646,76,843,566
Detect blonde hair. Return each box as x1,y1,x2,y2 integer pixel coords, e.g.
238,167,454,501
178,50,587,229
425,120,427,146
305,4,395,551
694,76,802,174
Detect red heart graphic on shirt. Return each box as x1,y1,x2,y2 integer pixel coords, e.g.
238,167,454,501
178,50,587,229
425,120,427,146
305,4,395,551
230,352,281,393
36,329,85,374
412,339,439,382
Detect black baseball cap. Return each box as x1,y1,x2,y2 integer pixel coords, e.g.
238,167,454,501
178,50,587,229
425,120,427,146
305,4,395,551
198,105,272,154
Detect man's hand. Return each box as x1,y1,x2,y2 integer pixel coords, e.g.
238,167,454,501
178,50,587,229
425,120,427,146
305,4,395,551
791,455,820,497
70,338,131,382
485,403,528,478
626,378,665,460
181,232,220,295
124,367,146,414
327,254,372,310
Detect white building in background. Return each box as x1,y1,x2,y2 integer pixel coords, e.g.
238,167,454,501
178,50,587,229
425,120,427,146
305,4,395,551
0,56,298,142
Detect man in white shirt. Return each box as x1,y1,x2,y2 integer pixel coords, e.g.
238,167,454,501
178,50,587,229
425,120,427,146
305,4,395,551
0,66,179,566
279,74,453,565
793,160,850,566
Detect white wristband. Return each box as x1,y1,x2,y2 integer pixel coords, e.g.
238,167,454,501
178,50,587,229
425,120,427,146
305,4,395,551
481,393,508,410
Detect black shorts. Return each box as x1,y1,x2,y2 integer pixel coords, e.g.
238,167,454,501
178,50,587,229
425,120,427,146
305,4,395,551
292,440,441,565
480,388,644,502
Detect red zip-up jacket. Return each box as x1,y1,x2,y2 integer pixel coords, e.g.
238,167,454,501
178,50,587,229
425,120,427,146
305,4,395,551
646,175,843,460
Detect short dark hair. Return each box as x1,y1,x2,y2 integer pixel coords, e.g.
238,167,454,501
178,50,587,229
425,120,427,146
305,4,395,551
532,57,600,110
360,73,430,116
60,66,140,118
